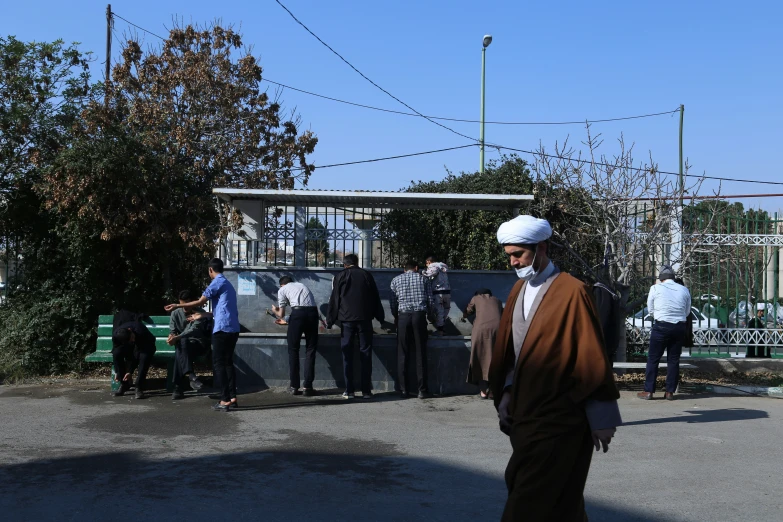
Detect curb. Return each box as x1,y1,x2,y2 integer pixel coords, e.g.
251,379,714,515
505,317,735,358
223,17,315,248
687,384,783,397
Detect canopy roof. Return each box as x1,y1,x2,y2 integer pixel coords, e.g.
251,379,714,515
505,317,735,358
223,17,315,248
213,188,533,211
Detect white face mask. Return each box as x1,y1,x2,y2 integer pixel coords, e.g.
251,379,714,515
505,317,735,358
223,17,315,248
515,250,538,280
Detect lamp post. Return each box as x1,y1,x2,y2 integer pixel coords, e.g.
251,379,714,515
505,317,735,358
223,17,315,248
479,34,492,174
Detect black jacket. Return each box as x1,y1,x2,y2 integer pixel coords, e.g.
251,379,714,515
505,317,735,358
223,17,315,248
326,266,384,325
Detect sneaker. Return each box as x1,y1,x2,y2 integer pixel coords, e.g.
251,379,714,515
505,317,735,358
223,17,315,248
172,389,185,400
287,387,302,396
342,391,355,399
302,388,317,397
188,376,204,391
362,392,374,400
418,391,433,400
399,391,409,399
134,389,146,400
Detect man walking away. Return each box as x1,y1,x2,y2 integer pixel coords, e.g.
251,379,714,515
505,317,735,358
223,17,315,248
391,259,434,399
747,303,771,358
273,276,319,396
327,254,384,400
112,311,157,400
166,258,240,411
638,265,691,400
490,215,620,521
167,289,210,400
423,255,451,336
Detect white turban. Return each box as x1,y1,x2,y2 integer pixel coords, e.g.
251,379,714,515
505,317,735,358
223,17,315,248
497,215,552,245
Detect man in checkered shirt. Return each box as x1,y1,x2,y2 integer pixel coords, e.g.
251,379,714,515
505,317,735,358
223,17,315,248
390,259,434,399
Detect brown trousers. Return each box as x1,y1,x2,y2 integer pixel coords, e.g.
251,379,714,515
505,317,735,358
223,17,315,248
502,424,593,522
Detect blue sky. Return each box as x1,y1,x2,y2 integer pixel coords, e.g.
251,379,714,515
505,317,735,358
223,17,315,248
5,1,783,211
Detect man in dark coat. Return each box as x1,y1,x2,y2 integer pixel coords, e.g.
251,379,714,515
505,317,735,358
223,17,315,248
327,254,385,399
112,310,157,399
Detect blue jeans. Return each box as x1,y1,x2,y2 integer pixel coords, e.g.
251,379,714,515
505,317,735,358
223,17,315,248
341,320,374,394
645,321,686,393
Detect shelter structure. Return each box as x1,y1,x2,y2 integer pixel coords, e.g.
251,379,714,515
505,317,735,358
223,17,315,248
207,188,533,394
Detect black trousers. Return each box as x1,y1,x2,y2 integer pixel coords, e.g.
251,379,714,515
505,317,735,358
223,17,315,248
287,308,319,389
341,320,374,394
112,346,156,392
397,311,429,393
645,321,686,393
173,338,208,388
212,331,239,402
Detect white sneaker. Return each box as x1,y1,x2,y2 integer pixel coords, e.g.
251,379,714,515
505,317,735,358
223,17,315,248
342,391,355,399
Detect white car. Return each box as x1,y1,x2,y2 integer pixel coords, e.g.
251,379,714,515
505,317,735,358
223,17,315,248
626,306,720,330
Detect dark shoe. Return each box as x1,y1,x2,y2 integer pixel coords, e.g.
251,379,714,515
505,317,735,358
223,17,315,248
188,376,204,391
134,390,146,400
399,391,409,399
172,389,185,400
303,388,317,397
114,382,131,397
637,391,653,400
362,391,373,400
212,402,230,412
418,391,433,400
287,387,302,396
664,392,675,401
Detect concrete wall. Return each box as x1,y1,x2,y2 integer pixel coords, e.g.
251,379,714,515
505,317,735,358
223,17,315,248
234,333,476,395
220,267,518,394
223,267,518,335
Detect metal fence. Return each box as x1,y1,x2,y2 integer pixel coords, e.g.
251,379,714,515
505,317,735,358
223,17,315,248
225,205,400,269
625,203,783,357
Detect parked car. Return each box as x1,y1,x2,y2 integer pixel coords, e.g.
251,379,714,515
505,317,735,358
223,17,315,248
626,306,720,330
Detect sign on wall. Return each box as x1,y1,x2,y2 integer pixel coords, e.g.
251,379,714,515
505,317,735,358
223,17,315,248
237,271,257,296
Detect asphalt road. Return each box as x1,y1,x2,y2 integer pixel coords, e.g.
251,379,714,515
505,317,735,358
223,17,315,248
1,383,781,521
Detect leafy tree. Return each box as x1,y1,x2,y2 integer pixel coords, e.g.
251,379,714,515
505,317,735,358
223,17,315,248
0,25,318,376
305,217,330,266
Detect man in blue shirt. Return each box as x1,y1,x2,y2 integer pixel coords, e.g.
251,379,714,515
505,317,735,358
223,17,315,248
166,258,240,411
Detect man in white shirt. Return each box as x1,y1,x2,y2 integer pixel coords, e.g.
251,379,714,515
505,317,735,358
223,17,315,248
638,265,692,400
273,276,319,396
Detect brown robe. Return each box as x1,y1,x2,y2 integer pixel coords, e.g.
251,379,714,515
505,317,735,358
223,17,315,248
489,272,619,522
466,294,503,384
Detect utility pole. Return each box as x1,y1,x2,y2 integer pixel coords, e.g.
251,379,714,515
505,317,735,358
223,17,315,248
679,104,685,200
105,4,112,106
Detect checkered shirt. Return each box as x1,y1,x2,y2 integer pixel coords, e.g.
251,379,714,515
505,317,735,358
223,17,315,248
390,270,433,315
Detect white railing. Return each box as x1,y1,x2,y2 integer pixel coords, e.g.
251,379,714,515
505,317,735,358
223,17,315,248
626,326,783,355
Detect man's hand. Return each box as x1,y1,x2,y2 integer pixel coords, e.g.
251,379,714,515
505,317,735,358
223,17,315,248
187,313,203,322
164,303,178,312
592,428,616,453
167,334,179,346
122,373,131,382
498,390,513,435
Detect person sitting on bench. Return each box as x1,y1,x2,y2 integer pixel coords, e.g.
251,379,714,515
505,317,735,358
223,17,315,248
168,289,210,399
112,313,157,399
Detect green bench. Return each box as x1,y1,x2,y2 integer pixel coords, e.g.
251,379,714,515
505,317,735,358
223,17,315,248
86,315,208,392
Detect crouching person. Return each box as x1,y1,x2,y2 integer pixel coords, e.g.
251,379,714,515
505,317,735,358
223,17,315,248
168,290,210,400
112,311,157,400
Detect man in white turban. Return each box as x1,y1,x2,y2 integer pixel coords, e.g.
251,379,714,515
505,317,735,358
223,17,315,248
489,215,622,521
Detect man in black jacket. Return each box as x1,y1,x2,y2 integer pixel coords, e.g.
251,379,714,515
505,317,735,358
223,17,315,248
327,254,385,399
112,310,158,400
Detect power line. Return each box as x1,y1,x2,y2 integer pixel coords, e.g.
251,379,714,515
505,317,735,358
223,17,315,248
111,12,166,40
263,79,681,126
297,144,477,171
107,11,783,187
488,144,783,186
273,0,477,143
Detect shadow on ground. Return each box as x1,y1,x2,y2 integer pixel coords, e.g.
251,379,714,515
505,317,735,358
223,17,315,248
622,407,768,426
0,447,668,522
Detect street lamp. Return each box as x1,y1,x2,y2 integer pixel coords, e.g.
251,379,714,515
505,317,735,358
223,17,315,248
480,34,492,174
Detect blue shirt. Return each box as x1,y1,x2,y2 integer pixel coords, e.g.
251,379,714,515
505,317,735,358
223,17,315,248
203,274,240,333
